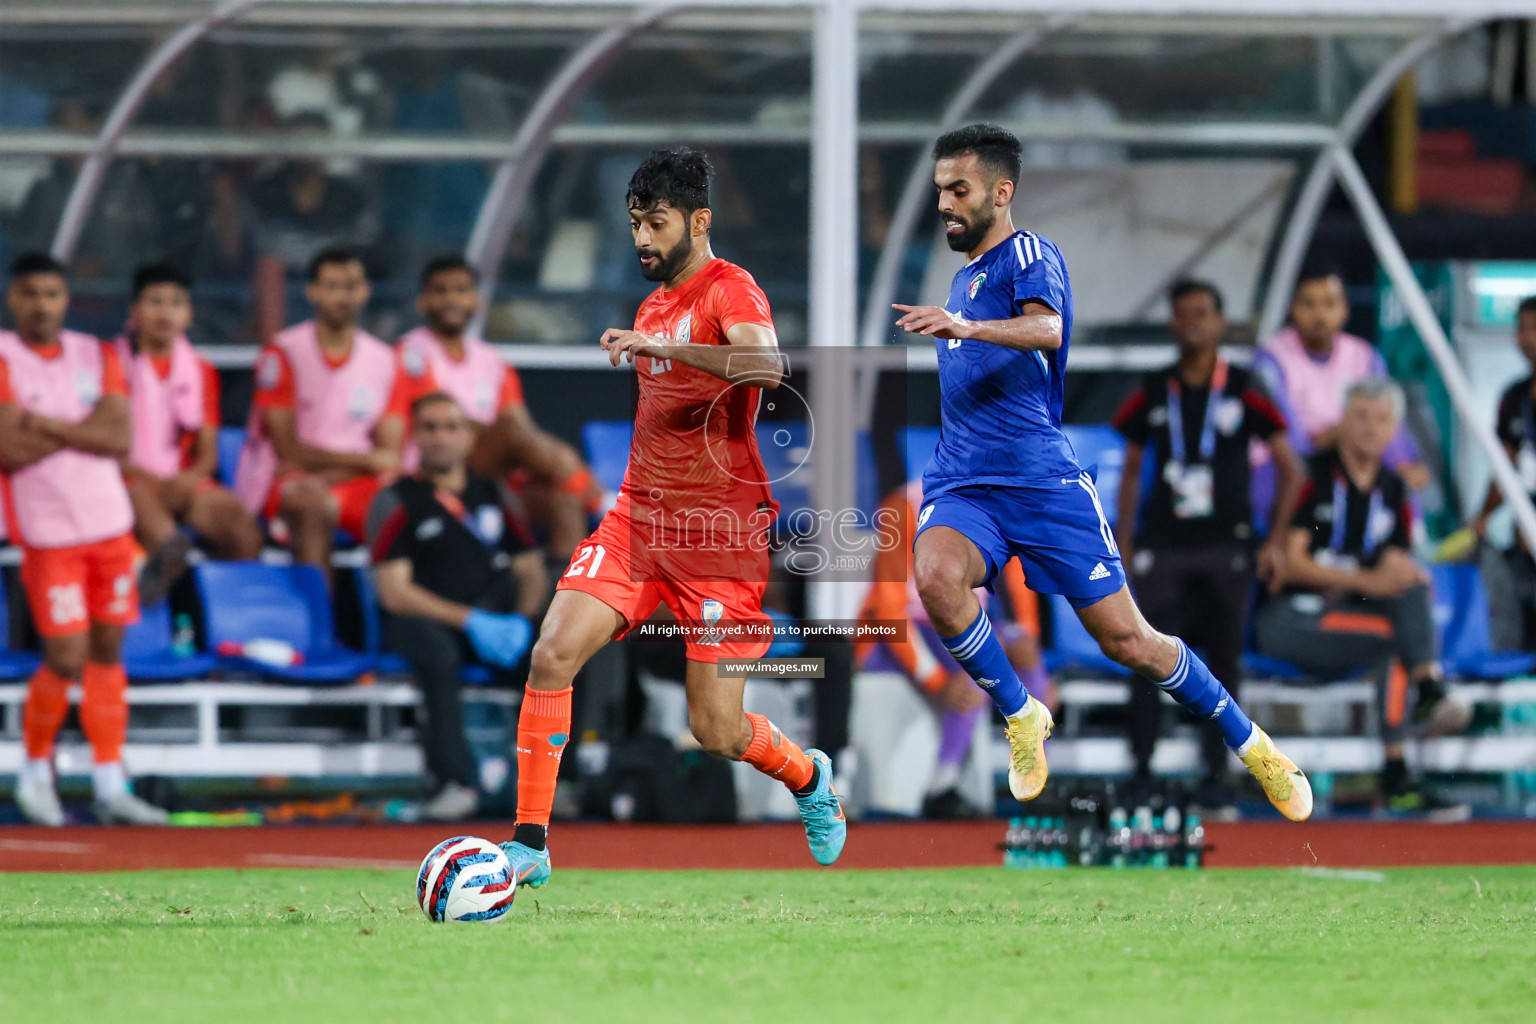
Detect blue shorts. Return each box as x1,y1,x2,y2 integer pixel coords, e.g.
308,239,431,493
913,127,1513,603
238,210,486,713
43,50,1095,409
915,473,1126,609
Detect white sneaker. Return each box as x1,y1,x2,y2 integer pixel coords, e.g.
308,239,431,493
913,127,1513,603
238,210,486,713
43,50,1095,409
93,790,170,825
16,771,65,827
421,781,479,821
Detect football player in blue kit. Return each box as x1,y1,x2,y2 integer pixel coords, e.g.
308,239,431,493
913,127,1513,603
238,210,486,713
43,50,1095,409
893,124,1311,821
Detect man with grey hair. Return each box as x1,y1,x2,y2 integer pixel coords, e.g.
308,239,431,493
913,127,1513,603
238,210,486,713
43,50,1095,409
1256,377,1470,820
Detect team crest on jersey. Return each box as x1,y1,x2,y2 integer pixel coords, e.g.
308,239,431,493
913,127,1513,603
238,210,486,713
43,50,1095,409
1216,397,1245,435
401,347,427,379
475,376,494,415
348,384,376,421
75,368,100,407
474,506,505,546
699,598,725,646
967,272,987,301
674,313,693,345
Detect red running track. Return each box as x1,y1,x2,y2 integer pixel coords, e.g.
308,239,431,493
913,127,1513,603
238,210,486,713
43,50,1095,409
0,820,1533,872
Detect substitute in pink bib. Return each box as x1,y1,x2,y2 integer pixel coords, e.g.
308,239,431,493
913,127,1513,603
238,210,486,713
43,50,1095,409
403,256,603,559
0,253,167,826
235,249,426,577
117,263,263,606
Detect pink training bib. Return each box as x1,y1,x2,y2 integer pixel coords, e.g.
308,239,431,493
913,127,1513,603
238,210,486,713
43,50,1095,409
1263,327,1381,442
396,326,513,472
234,320,398,515
116,334,206,479
0,330,134,549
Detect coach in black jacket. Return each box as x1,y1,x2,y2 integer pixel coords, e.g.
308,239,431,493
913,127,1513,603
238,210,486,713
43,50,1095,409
367,392,548,820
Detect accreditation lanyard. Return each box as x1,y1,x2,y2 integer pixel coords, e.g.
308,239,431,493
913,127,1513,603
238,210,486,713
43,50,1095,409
1330,476,1386,561
1165,359,1228,466
433,486,491,547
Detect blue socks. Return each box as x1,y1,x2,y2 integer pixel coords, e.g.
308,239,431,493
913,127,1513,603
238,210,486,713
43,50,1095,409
1158,639,1255,751
939,609,1031,718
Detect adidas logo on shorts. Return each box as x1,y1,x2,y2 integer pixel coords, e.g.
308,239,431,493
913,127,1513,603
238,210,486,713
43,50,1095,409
1088,562,1111,581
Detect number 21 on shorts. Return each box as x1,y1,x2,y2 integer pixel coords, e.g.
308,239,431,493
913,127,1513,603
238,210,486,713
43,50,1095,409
565,543,608,579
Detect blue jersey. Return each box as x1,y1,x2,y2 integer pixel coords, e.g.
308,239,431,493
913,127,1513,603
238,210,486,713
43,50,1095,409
923,230,1081,496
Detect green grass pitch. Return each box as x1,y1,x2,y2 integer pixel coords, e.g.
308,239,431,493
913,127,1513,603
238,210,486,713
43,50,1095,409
3,866,1533,1024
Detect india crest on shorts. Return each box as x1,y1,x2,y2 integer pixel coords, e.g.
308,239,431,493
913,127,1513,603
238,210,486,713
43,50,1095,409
699,597,725,646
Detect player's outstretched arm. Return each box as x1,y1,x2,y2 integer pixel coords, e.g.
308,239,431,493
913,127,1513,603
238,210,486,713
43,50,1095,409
893,301,1062,352
600,322,785,389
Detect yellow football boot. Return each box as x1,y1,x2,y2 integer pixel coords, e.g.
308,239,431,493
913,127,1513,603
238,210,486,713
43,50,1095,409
1004,700,1054,801
1240,728,1313,821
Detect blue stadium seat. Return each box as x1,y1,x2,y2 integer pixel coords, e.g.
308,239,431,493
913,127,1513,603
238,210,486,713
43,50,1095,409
217,426,246,488
1043,592,1129,677
194,562,376,683
1061,424,1126,527
899,426,941,483
1431,563,1536,679
122,601,217,681
581,421,633,494
0,581,40,680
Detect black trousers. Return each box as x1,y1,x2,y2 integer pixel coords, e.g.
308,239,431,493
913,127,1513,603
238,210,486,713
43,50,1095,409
1254,584,1437,745
1128,544,1252,779
386,577,520,790
387,617,481,789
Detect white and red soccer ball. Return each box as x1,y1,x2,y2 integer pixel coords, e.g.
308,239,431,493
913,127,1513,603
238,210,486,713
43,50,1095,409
417,836,515,923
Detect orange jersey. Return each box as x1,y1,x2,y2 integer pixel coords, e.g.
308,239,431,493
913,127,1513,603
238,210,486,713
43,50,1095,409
613,258,777,534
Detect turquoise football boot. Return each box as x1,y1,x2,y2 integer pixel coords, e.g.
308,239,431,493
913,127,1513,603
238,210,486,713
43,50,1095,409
795,749,847,866
499,840,552,888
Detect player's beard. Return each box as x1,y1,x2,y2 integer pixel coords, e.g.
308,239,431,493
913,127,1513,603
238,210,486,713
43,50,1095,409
943,207,994,254
638,234,693,283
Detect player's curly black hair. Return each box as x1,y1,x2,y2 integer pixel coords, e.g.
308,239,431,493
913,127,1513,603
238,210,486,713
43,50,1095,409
626,147,713,217
932,123,1023,187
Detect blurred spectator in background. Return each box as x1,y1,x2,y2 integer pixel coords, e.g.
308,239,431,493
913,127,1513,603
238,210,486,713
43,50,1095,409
858,480,1051,818
251,114,374,278
1253,269,1430,491
10,97,160,281
1255,378,1471,820
1113,280,1301,809
115,263,263,605
1470,295,1536,647
368,392,547,821
382,56,487,273
397,256,602,559
235,248,426,580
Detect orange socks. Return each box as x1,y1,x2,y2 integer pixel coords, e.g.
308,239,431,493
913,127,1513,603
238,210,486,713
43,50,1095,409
516,686,573,827
740,712,816,792
79,662,128,765
22,666,71,760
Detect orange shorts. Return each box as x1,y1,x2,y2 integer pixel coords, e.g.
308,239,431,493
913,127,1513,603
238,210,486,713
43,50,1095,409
20,532,141,638
556,511,771,664
267,472,385,540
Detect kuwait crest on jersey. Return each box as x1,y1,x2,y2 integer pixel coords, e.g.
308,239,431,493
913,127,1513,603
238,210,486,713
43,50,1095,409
967,271,987,301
